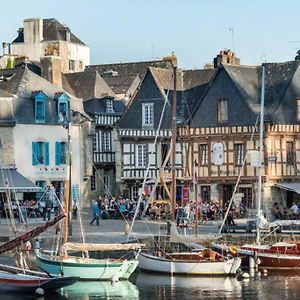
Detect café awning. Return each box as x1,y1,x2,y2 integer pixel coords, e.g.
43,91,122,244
0,168,42,192
274,182,300,195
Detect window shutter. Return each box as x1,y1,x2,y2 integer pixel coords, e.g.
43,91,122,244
55,142,61,165
32,142,38,165
45,142,50,166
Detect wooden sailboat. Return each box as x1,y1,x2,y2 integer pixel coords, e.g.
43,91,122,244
136,54,241,275
0,213,79,292
35,118,140,280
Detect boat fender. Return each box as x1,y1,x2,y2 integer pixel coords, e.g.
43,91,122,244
262,269,268,275
242,272,250,279
111,275,119,283
35,287,45,295
256,258,261,265
124,224,130,235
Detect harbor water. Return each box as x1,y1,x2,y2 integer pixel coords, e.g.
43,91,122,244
1,270,300,300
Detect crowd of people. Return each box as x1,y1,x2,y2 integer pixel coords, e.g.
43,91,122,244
272,201,300,220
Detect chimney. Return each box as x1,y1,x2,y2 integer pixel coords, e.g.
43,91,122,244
23,18,43,45
2,42,11,55
40,56,62,88
213,50,240,68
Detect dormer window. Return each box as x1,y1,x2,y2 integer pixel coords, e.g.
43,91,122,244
55,92,70,122
33,91,46,123
106,99,114,113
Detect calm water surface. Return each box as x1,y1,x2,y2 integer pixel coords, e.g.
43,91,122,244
2,271,300,300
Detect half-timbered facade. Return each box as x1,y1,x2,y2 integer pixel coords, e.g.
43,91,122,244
63,70,126,198
181,59,300,213
116,66,216,200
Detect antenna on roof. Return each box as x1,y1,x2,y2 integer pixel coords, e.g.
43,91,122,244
229,27,235,52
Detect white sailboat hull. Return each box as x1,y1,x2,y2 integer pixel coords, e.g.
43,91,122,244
138,252,241,275
35,251,138,280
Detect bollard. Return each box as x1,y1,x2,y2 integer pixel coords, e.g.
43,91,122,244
124,223,130,235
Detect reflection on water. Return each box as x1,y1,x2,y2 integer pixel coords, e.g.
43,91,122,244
61,280,139,299
2,271,300,299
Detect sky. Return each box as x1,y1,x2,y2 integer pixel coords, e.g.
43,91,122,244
0,0,299,69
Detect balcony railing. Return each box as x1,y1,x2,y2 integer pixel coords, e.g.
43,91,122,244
93,152,115,164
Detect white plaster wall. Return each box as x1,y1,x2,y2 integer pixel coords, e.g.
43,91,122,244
67,43,90,68
13,124,84,195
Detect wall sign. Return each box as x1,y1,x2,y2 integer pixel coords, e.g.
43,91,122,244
213,143,224,165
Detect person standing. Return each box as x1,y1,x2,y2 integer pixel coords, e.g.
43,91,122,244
90,200,100,226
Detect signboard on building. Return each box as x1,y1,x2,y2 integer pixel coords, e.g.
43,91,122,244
213,143,224,165
182,186,189,205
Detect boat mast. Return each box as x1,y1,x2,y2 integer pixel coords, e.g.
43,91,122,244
194,160,198,236
256,64,265,245
64,117,72,244
170,55,177,222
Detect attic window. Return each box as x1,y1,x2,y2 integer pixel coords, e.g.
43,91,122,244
106,99,114,113
103,70,118,77
217,99,228,123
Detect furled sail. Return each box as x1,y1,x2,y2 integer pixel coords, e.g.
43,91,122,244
0,213,65,255
63,242,143,252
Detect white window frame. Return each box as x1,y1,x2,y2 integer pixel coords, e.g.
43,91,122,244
136,144,147,167
142,103,154,127
235,144,244,166
101,131,111,152
106,99,114,113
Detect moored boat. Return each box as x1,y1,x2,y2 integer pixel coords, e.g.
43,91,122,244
138,249,241,275
0,264,78,293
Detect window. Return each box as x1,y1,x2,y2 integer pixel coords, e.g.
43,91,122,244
56,93,69,122
199,144,209,166
136,144,147,167
287,141,295,166
69,60,75,71
161,143,170,166
91,168,96,191
55,142,67,165
104,171,110,194
200,186,211,202
106,99,114,113
297,98,300,121
32,141,49,165
235,144,244,166
217,99,228,123
239,187,254,209
142,103,154,127
93,134,97,151
101,131,111,152
34,92,46,123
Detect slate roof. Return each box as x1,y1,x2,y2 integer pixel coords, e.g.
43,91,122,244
12,18,85,45
0,66,83,124
63,71,116,100
84,97,126,116
101,74,140,95
190,60,300,125
85,60,173,100
149,67,216,122
86,60,172,79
